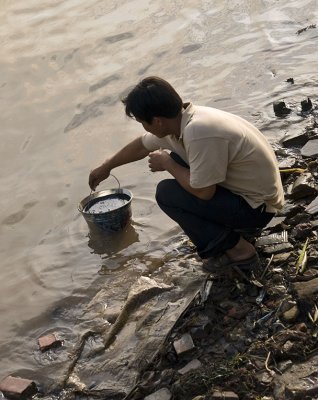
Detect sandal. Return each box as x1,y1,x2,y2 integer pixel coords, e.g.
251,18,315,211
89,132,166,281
202,253,260,273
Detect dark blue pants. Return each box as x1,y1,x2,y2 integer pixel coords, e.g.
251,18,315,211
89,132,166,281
155,153,274,258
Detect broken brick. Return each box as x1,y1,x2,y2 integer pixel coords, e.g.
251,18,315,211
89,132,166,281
38,332,62,351
0,376,37,398
173,333,195,355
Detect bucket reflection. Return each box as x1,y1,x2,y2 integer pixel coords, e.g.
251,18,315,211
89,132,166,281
87,222,139,257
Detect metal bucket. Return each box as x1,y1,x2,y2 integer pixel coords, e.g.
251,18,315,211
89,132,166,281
78,175,133,232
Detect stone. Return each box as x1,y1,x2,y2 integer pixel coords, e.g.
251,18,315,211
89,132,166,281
280,299,296,313
281,131,308,147
287,78,294,84
290,173,318,199
144,388,172,400
261,242,293,254
211,391,239,399
301,97,313,112
301,139,318,158
178,359,202,375
306,196,318,214
278,156,296,169
38,332,62,351
173,333,195,355
272,253,291,264
0,376,38,398
273,101,292,117
281,305,300,323
292,278,318,300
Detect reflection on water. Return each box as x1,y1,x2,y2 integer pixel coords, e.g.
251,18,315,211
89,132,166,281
87,222,139,256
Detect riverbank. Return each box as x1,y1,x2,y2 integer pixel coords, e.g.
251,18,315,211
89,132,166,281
124,98,318,400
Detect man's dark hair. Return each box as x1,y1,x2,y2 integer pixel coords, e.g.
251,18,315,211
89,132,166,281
122,76,183,123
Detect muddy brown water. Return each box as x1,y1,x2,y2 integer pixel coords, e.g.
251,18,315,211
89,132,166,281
0,0,317,392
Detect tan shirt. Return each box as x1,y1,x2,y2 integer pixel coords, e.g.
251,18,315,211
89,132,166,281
142,103,284,213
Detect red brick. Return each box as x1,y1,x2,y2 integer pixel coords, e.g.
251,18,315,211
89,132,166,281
0,376,37,398
38,332,61,351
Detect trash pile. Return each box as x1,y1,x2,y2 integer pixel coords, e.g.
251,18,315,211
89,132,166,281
124,100,318,400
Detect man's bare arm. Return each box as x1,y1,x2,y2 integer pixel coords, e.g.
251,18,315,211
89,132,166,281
89,136,149,190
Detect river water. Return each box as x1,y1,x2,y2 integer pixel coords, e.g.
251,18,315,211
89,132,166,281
0,0,317,390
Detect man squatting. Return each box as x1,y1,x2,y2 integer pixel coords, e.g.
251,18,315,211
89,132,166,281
89,77,284,271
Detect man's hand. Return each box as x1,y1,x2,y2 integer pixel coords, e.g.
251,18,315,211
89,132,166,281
148,150,171,172
89,163,111,191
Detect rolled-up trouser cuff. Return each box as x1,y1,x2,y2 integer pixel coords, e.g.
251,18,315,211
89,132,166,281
198,230,241,259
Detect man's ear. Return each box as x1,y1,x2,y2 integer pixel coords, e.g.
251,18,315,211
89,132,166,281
153,117,163,126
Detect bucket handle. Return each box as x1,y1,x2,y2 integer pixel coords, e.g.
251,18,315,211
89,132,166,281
90,174,121,195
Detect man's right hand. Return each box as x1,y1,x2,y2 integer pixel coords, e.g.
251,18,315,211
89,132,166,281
89,163,111,191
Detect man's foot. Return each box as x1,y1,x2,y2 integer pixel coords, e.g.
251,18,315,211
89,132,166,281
201,236,260,273
202,252,260,273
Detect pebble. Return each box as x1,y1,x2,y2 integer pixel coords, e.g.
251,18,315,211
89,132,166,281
281,305,300,323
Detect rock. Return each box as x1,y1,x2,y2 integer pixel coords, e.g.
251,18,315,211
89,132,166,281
301,97,313,112
281,132,308,147
211,391,239,399
301,139,318,158
144,387,172,400
273,101,292,117
265,217,286,229
292,223,313,239
178,359,202,375
38,332,62,351
272,253,291,264
306,196,318,214
0,376,38,398
173,333,195,356
286,78,294,84
280,299,296,313
289,172,318,199
292,278,318,300
261,242,294,254
278,157,297,169
281,305,300,323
